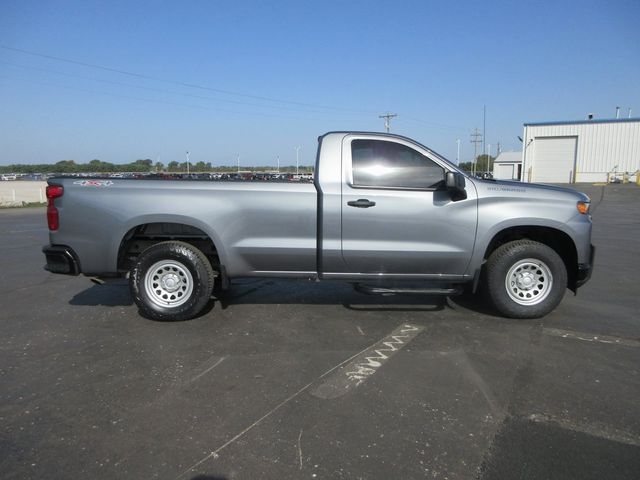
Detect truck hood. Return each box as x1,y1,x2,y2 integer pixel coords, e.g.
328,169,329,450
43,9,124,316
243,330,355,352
471,178,591,203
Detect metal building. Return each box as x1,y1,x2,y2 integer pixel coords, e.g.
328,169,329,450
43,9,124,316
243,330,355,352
521,118,640,183
492,151,522,181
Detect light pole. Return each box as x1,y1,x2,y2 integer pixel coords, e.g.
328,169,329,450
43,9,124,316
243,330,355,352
186,151,190,175
456,139,460,165
295,146,301,175
277,155,280,174
237,154,240,174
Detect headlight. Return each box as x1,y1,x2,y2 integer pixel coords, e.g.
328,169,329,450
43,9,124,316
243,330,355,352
577,201,590,214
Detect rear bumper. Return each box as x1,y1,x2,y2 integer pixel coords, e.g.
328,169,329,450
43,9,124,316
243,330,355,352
575,244,595,288
43,245,80,275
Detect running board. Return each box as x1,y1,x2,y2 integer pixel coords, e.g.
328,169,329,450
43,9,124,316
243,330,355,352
354,284,463,296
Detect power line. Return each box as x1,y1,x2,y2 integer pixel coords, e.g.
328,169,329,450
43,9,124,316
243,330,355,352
0,45,464,132
0,59,373,117
0,74,353,122
0,44,377,115
396,115,467,131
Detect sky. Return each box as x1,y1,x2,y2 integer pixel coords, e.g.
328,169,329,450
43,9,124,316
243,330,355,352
0,0,638,167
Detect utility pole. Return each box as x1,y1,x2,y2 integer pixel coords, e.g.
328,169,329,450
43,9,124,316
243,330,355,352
456,139,460,165
295,146,301,175
470,128,483,176
276,155,280,174
482,105,486,163
496,142,501,156
237,154,240,174
379,113,397,133
186,151,190,175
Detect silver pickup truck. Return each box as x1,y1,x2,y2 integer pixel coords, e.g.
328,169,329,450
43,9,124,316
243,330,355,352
43,132,594,320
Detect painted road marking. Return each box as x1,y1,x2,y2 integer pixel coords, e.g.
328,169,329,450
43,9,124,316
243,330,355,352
173,340,389,479
174,325,425,478
543,328,640,348
311,324,425,399
528,413,640,447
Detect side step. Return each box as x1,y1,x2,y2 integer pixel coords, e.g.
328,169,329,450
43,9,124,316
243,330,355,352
354,283,463,297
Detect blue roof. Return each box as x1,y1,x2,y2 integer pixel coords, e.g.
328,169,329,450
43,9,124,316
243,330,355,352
524,117,640,127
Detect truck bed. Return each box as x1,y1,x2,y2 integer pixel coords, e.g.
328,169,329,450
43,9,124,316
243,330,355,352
49,178,318,276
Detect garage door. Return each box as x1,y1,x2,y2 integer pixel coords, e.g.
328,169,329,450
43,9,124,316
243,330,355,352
531,137,577,183
494,163,515,180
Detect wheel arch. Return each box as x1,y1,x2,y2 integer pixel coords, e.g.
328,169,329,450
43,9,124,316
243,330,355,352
115,216,226,277
482,226,579,291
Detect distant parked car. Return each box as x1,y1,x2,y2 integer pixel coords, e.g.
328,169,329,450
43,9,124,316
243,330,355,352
1,174,18,181
20,173,45,181
476,172,493,180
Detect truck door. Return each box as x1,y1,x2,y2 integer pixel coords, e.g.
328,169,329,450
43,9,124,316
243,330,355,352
340,135,477,277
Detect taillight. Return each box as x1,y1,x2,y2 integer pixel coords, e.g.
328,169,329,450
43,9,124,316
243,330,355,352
46,185,64,231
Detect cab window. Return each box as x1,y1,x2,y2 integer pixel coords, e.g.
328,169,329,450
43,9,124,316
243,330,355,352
351,139,444,189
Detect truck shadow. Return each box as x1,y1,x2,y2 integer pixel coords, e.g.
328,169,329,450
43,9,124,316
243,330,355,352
67,278,497,317
69,281,134,307
214,278,447,312
447,290,498,316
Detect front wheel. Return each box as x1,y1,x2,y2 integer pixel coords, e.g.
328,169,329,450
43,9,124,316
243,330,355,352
130,241,215,321
485,240,567,319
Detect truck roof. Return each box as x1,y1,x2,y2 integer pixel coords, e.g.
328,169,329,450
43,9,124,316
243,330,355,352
319,131,457,170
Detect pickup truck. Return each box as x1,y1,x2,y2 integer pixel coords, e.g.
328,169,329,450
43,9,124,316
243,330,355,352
42,132,594,321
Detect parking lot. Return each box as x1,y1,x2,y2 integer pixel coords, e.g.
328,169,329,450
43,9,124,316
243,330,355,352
1,184,639,480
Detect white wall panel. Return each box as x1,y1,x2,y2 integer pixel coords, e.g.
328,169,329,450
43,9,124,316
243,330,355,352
522,120,640,183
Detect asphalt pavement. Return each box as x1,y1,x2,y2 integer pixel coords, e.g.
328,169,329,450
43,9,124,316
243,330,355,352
0,184,639,479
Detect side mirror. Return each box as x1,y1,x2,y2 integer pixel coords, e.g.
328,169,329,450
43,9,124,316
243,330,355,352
445,171,467,200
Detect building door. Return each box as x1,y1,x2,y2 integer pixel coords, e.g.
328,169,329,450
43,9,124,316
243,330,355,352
494,163,514,180
531,136,578,183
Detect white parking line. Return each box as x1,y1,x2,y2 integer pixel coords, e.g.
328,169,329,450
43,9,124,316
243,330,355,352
174,324,425,479
311,324,425,399
7,227,48,234
543,328,640,348
173,337,396,479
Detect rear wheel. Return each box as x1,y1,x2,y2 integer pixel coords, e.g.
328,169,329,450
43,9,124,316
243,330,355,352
130,241,215,321
485,240,567,319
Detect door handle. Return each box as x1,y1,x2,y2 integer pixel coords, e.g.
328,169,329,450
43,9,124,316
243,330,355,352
347,198,376,208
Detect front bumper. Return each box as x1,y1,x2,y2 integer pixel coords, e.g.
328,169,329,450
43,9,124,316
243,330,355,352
575,244,595,288
43,245,80,275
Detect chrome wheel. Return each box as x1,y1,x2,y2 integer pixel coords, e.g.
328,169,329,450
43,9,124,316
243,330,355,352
505,258,553,306
144,260,194,308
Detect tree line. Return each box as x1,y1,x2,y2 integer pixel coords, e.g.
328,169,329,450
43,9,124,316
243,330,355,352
458,154,495,174
0,159,314,174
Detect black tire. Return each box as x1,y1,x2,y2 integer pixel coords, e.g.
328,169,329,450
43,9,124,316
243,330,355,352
485,240,567,319
129,241,215,321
